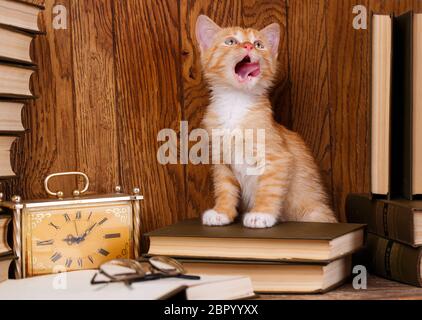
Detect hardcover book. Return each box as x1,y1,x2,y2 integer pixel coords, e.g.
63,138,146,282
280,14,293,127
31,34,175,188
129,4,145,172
145,219,365,263
0,214,12,256
0,135,17,178
0,0,44,34
346,193,422,247
0,100,25,133
0,271,255,300
370,14,393,197
181,257,351,293
0,254,14,283
0,25,35,64
391,12,422,199
360,233,422,287
0,62,36,98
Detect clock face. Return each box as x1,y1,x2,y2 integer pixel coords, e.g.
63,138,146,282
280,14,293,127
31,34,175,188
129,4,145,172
23,201,133,277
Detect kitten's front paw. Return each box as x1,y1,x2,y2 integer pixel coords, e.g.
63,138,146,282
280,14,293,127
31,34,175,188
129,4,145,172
202,209,232,226
243,212,277,228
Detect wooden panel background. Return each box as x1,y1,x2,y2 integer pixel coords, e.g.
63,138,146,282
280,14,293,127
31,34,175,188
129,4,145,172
5,0,422,232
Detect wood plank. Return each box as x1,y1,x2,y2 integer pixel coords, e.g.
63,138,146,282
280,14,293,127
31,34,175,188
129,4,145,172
416,0,422,11
258,275,422,300
326,0,416,221
242,0,291,128
10,0,77,199
286,0,334,211
113,0,186,233
19,0,45,6
70,0,119,194
326,0,370,221
180,0,243,219
370,0,413,14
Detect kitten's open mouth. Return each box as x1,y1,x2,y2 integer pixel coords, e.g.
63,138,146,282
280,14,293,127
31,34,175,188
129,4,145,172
234,55,260,82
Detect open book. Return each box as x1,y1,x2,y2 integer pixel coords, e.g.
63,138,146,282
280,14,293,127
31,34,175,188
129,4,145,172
0,270,254,300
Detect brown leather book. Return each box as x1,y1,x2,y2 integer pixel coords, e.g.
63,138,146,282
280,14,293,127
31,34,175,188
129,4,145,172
346,193,422,246
361,233,422,287
145,218,365,263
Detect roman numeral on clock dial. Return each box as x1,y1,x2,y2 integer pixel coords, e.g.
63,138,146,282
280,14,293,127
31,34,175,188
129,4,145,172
37,239,54,246
51,252,62,263
49,222,60,230
104,233,121,239
98,248,109,256
65,258,72,268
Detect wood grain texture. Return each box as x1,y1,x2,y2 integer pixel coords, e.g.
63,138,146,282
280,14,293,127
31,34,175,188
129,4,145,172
180,0,243,219
370,0,414,14
19,0,45,6
7,0,422,233
258,275,422,300
286,0,334,210
113,0,186,233
71,0,119,193
326,0,370,222
11,0,77,199
242,0,291,128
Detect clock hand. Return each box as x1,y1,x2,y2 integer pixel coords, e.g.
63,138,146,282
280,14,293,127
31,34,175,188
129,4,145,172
78,222,98,242
62,234,79,246
74,221,79,237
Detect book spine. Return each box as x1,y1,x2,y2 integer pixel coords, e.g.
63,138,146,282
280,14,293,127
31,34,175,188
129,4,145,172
346,194,415,245
364,233,421,287
391,12,414,199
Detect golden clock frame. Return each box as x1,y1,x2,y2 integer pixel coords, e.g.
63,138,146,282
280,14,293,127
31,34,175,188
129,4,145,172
0,184,143,279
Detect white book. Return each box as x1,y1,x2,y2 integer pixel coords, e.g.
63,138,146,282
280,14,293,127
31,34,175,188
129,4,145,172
0,270,255,300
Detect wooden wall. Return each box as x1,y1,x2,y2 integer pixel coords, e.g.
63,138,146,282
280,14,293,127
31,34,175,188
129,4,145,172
5,0,422,233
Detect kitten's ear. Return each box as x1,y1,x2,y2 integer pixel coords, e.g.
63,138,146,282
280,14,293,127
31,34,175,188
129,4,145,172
260,23,281,56
196,15,221,52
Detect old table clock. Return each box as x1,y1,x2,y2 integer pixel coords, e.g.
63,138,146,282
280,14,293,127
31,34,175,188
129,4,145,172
0,172,143,278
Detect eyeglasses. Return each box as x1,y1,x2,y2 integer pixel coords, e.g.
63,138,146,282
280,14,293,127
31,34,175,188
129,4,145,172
90,256,201,285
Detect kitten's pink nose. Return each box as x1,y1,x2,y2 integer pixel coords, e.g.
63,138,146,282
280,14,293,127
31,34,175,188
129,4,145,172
243,42,254,51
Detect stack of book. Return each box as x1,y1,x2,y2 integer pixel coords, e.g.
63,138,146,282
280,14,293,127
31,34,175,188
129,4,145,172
346,11,422,287
145,219,365,294
0,0,44,282
0,211,12,282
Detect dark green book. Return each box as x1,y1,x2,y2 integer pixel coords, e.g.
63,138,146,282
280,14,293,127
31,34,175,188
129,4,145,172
145,218,365,263
346,193,422,246
391,11,422,200
361,233,422,287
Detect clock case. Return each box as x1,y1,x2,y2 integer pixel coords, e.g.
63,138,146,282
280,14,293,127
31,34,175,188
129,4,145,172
0,172,143,279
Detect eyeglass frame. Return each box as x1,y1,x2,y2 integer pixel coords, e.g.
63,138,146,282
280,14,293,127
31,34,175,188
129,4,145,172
90,256,201,285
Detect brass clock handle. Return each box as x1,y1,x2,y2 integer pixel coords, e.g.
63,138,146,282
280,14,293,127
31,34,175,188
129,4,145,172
44,172,90,198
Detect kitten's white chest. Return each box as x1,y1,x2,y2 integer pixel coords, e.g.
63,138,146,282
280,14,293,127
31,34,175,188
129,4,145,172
210,90,258,210
212,90,255,130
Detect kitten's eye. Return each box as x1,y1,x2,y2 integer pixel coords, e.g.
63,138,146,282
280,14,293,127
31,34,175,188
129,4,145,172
224,37,238,46
254,40,265,50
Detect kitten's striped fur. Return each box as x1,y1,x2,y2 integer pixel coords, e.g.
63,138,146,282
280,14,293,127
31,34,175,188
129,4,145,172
196,16,337,228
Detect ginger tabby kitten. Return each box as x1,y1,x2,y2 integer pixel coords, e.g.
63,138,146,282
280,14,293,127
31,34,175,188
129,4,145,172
196,15,337,228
